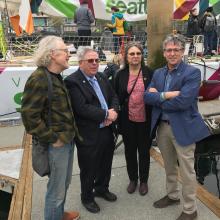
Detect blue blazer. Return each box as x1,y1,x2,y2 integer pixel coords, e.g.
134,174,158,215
144,61,210,146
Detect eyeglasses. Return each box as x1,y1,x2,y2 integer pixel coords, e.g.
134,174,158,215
82,59,100,64
128,52,142,56
53,48,69,54
164,48,183,53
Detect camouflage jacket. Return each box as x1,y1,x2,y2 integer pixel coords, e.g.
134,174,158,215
21,67,80,144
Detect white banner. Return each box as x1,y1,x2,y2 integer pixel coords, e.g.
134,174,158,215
92,0,147,21
0,63,218,118
0,65,105,118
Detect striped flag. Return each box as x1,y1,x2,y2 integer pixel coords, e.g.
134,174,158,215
41,0,79,17
174,0,199,20
19,0,34,34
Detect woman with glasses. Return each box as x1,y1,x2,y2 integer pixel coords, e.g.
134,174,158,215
115,42,153,195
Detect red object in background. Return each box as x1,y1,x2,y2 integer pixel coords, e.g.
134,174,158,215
199,68,220,101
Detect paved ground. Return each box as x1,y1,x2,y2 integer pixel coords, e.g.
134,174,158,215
1,100,220,220
31,144,219,220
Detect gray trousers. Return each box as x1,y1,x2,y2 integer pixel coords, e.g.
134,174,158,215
157,121,197,214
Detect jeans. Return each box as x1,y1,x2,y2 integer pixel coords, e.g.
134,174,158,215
44,141,74,220
204,31,215,55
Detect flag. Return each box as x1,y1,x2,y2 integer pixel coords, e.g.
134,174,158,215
174,0,199,20
19,0,34,35
43,0,79,17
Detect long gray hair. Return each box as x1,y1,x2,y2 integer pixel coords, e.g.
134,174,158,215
34,36,63,67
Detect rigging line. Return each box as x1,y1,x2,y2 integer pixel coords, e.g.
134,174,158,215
189,61,219,71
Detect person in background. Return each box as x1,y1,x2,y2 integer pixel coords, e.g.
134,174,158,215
21,36,80,220
186,8,201,55
186,8,200,38
144,34,210,220
100,27,114,52
65,47,119,214
115,42,153,196
74,0,95,47
200,6,217,55
107,6,125,54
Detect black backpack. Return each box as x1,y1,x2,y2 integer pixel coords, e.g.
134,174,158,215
204,15,215,32
102,63,120,88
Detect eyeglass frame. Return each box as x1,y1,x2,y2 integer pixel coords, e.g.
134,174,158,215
163,48,184,53
52,48,69,54
81,58,100,64
128,52,142,56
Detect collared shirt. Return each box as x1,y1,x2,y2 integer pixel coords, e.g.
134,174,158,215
161,62,181,121
81,70,108,128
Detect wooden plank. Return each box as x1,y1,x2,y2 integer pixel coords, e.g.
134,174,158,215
150,147,220,218
22,138,33,220
0,145,21,151
11,133,31,220
0,175,17,186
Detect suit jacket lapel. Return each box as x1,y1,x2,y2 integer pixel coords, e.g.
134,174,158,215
78,70,98,99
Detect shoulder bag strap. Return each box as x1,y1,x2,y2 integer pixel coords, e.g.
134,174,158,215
44,68,53,126
128,68,141,96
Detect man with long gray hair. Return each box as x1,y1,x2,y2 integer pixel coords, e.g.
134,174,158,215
144,34,210,220
21,36,80,220
65,46,119,214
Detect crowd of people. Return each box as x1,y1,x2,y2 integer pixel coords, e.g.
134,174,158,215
19,4,220,220
186,6,218,56
20,32,211,220
73,2,219,57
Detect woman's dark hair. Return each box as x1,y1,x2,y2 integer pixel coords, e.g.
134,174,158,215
111,6,119,12
123,41,145,69
81,0,88,4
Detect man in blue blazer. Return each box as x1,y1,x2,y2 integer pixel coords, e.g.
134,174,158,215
144,34,210,220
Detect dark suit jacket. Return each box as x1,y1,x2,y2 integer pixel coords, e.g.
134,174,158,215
114,66,153,135
65,68,119,147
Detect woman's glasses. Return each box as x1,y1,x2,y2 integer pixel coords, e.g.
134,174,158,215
128,52,142,56
83,59,100,64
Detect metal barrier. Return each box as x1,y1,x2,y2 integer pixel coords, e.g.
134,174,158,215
1,32,147,62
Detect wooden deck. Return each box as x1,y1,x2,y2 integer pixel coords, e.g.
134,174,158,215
150,148,220,218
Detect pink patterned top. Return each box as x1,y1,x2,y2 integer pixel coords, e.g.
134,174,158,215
127,72,146,122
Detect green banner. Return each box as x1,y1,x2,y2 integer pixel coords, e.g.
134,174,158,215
45,0,77,18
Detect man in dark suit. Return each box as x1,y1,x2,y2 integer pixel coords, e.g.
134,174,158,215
65,47,119,213
144,34,210,220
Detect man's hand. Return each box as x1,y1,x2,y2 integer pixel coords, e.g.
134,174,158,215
107,109,118,122
103,119,112,126
149,87,158,93
52,139,64,148
164,91,180,99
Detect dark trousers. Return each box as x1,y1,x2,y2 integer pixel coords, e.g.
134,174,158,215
113,35,123,53
122,120,151,183
77,29,91,47
204,31,215,55
77,127,115,202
